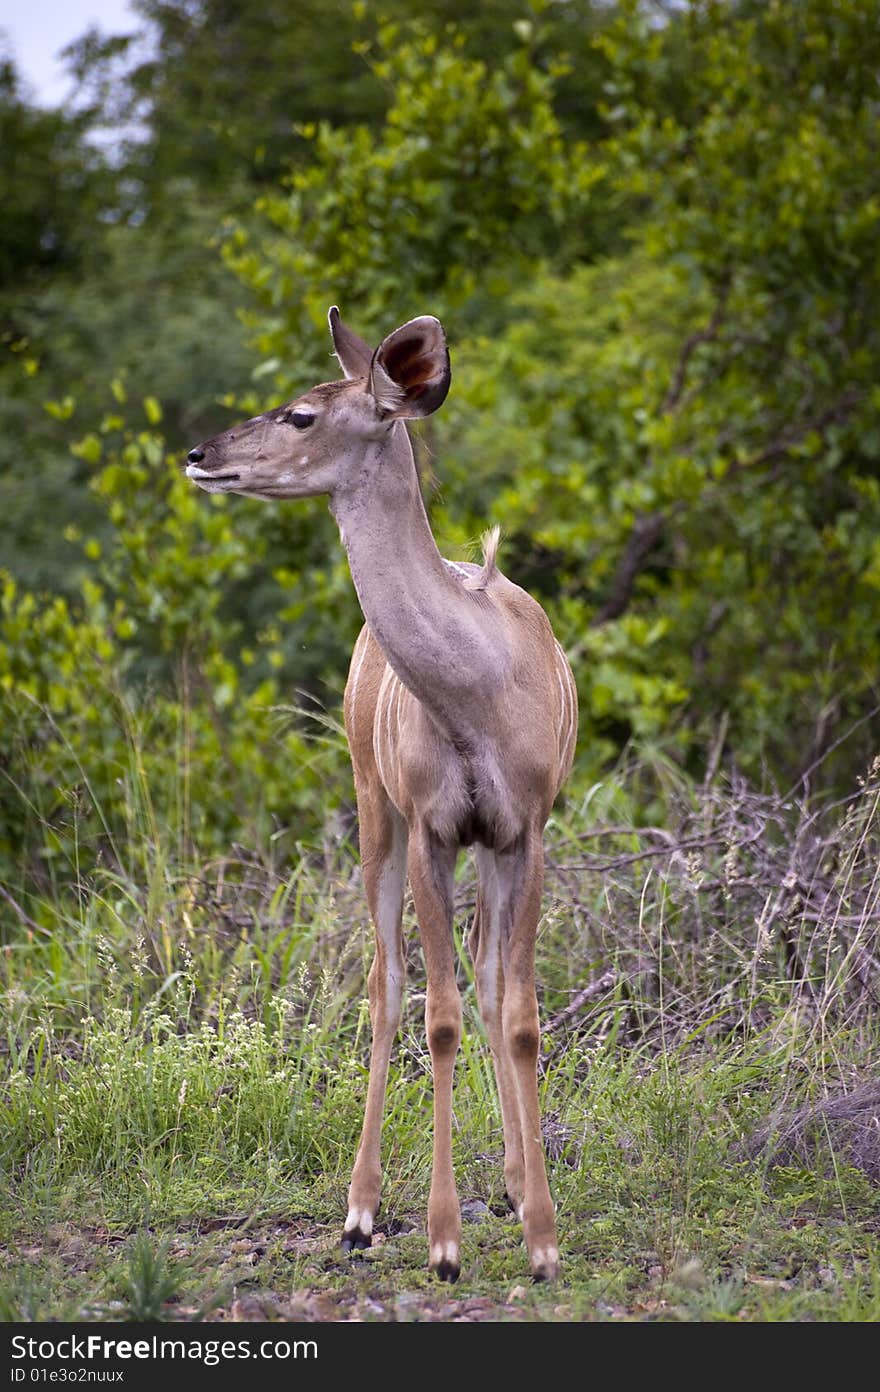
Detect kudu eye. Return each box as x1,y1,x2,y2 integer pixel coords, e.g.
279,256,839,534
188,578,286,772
289,409,315,430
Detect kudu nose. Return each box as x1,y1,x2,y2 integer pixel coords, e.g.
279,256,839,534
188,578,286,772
187,448,205,463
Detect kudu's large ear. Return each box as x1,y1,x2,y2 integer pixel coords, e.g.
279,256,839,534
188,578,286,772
328,305,374,380
369,316,451,419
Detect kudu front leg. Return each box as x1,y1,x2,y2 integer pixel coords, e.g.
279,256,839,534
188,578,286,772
342,806,407,1253
469,868,525,1216
408,826,462,1281
503,833,559,1281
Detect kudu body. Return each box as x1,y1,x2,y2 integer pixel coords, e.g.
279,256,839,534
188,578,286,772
186,310,577,1281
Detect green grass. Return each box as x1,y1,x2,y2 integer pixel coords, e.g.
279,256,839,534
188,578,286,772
2,751,880,1321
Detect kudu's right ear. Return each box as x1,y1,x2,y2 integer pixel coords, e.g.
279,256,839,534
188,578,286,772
328,306,374,380
369,316,451,419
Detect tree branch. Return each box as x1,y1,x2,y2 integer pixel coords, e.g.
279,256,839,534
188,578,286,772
544,969,619,1034
0,884,42,934
726,387,864,479
662,281,730,414
592,510,667,625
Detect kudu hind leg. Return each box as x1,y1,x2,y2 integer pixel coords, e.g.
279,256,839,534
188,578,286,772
342,803,407,1252
408,825,462,1281
469,860,526,1215
500,834,559,1280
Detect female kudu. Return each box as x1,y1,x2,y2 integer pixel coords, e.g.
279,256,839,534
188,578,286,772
186,309,577,1281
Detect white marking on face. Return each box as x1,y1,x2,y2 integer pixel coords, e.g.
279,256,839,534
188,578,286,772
431,1243,445,1266
445,1242,459,1265
517,1204,524,1222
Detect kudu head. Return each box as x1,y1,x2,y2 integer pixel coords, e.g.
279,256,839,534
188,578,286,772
185,308,450,501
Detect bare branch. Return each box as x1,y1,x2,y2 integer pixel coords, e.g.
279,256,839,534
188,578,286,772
726,387,863,479
592,510,667,626
545,969,620,1033
0,883,42,934
662,281,730,414
594,383,864,628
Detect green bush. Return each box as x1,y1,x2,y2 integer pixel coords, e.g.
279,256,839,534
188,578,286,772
0,411,349,897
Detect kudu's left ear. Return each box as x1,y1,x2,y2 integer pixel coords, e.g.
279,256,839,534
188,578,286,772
369,316,451,419
328,305,374,380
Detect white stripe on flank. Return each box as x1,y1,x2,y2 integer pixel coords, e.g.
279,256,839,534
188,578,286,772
373,665,394,793
392,679,406,796
375,664,405,800
554,662,568,752
562,669,574,761
565,662,578,761
554,641,577,764
347,628,369,742
385,670,398,796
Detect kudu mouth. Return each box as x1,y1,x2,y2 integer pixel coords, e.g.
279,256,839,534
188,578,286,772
185,445,242,487
185,464,241,484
